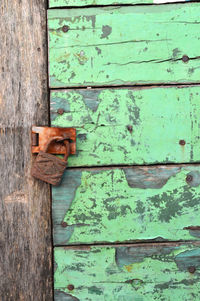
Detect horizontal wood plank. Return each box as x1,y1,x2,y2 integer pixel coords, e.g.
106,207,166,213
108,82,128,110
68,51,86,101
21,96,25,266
48,3,200,87
49,0,190,8
51,86,200,167
54,242,200,301
53,165,200,245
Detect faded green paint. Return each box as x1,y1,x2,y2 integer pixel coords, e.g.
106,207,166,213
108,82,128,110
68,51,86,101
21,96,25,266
53,165,200,245
49,0,190,8
48,4,200,87
50,3,200,299
51,87,200,166
54,243,200,301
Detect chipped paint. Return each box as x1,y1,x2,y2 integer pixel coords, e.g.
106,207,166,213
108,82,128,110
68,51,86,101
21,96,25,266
50,3,199,300
101,25,112,39
52,165,200,245
54,243,200,301
48,3,199,87
51,87,200,167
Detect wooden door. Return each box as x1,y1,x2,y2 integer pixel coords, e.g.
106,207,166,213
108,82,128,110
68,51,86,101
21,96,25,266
48,1,200,300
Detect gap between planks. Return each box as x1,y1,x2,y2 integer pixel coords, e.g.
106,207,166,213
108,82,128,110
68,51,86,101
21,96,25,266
63,163,200,172
54,240,200,249
50,83,200,91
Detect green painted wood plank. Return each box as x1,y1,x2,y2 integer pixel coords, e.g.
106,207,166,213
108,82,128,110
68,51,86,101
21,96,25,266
53,165,200,245
54,242,200,301
49,0,190,8
48,3,200,87
51,86,200,167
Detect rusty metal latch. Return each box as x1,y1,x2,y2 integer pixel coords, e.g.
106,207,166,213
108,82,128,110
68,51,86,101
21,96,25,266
31,126,76,185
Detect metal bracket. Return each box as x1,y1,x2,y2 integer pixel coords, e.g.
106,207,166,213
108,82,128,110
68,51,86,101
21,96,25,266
31,126,76,155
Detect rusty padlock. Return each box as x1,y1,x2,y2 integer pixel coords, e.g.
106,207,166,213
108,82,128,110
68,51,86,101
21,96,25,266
31,136,70,185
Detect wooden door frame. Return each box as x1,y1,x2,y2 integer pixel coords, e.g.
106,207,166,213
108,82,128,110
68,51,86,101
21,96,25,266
0,1,53,300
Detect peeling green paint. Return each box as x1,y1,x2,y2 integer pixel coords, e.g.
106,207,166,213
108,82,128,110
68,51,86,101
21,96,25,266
48,3,200,87
49,0,191,8
51,87,200,167
50,3,200,300
54,243,200,301
52,165,200,245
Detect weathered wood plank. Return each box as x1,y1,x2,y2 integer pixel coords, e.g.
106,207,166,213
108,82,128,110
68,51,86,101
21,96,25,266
0,1,52,300
51,86,200,166
48,4,200,87
49,0,190,8
53,165,200,245
54,242,200,301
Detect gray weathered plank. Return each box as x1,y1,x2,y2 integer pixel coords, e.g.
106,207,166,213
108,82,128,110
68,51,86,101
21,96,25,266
0,1,52,300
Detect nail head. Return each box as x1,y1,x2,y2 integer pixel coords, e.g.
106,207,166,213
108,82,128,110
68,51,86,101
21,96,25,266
57,108,64,115
179,140,186,146
188,266,196,274
127,125,133,133
182,55,189,63
186,175,193,183
67,284,75,291
61,221,68,228
62,25,70,32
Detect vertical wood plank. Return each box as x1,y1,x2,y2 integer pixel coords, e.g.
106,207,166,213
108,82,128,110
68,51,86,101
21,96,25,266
0,1,53,300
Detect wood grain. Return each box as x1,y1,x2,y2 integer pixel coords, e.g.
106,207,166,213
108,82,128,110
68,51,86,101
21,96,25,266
49,0,191,8
53,165,200,245
54,242,200,301
51,86,200,166
0,1,52,300
48,3,200,87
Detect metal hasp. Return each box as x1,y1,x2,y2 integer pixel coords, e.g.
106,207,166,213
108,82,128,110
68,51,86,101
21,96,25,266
31,126,76,155
31,126,76,185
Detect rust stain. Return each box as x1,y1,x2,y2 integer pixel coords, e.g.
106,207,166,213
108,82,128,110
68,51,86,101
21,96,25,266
179,140,186,159
125,264,133,272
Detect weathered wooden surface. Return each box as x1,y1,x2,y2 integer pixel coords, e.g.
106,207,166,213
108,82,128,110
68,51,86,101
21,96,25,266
53,165,200,245
0,1,52,300
51,86,200,166
54,242,200,301
49,0,190,8
48,3,200,88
